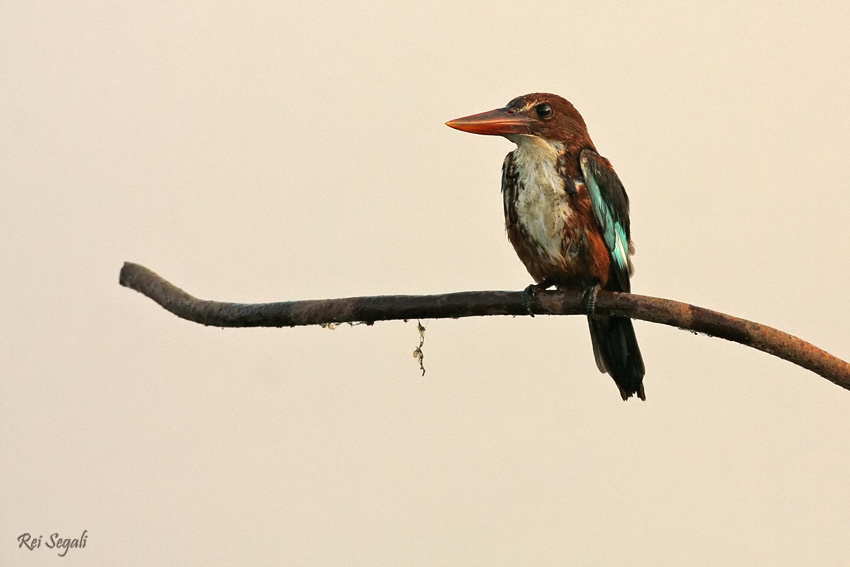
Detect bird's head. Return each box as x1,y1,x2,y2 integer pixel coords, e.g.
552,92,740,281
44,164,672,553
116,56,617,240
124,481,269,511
446,93,592,148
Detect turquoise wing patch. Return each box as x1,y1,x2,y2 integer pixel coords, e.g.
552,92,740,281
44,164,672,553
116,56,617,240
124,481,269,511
580,150,632,285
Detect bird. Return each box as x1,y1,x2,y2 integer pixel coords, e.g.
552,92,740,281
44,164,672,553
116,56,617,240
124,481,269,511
446,93,645,400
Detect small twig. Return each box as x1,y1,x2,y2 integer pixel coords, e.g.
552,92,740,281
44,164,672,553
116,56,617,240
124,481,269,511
413,321,426,376
119,261,850,391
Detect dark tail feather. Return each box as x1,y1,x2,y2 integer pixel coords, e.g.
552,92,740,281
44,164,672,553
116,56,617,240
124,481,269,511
588,315,646,401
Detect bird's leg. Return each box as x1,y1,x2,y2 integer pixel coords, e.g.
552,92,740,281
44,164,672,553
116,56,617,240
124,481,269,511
522,280,552,317
583,284,601,315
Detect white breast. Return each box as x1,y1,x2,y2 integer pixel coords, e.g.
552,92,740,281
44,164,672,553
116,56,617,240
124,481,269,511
509,137,571,263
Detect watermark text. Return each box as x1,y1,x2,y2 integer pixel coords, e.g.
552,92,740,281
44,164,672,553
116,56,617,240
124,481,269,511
17,530,88,557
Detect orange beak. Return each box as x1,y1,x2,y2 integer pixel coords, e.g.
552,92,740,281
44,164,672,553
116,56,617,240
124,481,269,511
445,107,533,136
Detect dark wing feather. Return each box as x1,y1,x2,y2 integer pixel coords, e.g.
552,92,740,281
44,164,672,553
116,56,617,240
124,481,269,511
501,151,518,224
579,149,633,292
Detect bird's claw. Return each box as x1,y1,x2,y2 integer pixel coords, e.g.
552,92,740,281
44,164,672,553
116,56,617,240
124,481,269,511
522,282,550,317
583,284,601,315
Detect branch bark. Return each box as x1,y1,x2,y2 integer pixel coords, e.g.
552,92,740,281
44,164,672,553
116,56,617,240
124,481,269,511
119,261,850,391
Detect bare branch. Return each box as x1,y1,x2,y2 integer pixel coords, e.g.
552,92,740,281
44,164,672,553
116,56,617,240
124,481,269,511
119,261,850,391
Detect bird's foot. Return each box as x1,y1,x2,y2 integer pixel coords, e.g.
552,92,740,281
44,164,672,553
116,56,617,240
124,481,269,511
522,282,551,317
583,284,601,315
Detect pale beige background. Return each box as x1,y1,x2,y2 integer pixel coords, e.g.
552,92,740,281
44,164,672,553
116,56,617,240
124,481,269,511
2,1,849,565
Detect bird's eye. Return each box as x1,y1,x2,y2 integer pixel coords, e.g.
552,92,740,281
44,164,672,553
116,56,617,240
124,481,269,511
535,103,553,119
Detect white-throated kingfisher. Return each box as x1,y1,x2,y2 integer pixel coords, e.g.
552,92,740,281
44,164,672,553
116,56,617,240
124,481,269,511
446,93,646,400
